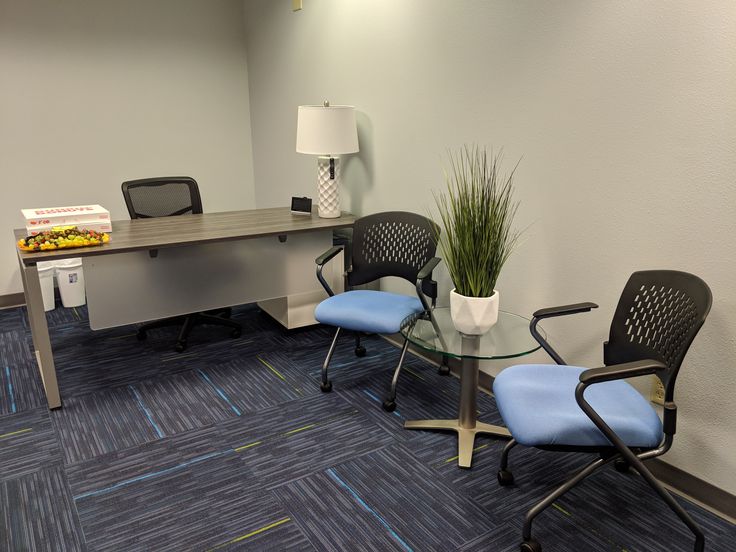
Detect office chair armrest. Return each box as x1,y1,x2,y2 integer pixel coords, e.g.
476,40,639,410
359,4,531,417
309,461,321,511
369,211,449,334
415,257,441,311
575,359,670,453
417,257,441,282
530,302,599,365
315,246,343,267
532,302,599,319
315,246,344,297
578,359,667,385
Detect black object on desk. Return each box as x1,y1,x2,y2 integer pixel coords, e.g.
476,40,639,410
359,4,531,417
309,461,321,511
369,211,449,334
291,196,312,215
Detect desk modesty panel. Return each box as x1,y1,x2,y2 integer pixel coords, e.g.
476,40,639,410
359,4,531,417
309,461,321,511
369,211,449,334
15,207,356,409
83,232,331,329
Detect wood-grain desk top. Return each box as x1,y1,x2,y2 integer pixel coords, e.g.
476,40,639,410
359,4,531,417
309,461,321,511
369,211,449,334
15,206,356,266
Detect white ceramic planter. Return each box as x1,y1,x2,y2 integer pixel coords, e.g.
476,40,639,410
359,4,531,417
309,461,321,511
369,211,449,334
449,288,500,335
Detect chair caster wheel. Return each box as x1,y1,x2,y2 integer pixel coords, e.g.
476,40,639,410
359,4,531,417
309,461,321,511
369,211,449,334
438,365,451,376
136,330,147,341
231,328,242,338
355,346,366,357
320,381,332,393
382,399,396,412
614,459,630,473
520,539,541,552
497,469,514,486
175,341,187,353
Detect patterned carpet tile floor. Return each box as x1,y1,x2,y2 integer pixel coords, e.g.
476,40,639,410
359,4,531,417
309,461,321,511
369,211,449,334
0,302,734,551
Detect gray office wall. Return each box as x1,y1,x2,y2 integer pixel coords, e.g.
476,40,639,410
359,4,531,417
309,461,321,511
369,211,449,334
0,0,256,294
242,1,736,494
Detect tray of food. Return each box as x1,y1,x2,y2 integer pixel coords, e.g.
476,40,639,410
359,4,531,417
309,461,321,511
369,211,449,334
17,226,110,252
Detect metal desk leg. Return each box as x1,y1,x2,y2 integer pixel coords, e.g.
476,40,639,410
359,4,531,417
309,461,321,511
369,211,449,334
404,334,509,468
19,258,61,409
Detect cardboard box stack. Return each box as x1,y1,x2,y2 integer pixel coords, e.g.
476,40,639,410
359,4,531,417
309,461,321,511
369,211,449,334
21,205,112,236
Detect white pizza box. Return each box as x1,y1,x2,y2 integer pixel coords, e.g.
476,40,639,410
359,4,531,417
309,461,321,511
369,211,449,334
25,221,112,236
21,205,111,233
22,204,110,225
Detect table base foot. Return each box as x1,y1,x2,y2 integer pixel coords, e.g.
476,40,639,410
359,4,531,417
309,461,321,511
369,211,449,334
404,419,511,468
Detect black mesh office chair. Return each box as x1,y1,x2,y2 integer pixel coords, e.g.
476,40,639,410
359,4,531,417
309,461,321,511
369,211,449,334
314,211,441,411
492,270,712,552
121,176,242,352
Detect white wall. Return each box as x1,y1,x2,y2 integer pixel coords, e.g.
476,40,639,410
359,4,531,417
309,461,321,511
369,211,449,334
243,1,736,493
0,0,256,295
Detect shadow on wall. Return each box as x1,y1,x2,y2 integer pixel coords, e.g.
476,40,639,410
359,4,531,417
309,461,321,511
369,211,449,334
342,111,373,216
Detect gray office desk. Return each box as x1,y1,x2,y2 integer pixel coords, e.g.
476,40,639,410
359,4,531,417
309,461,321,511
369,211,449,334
15,207,355,409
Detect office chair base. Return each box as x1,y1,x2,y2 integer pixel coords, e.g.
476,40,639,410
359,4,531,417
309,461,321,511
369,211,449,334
497,469,514,486
320,381,333,393
520,539,541,552
404,419,510,468
135,310,241,352
382,399,396,412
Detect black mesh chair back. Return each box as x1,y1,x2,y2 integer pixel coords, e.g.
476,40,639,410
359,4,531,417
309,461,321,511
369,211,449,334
349,211,439,298
604,270,712,401
121,177,202,219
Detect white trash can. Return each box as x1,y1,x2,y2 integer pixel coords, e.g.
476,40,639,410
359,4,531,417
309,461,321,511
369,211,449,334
37,261,56,312
55,258,86,308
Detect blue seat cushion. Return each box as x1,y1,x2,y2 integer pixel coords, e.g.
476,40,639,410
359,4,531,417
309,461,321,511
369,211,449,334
315,290,424,334
493,364,663,448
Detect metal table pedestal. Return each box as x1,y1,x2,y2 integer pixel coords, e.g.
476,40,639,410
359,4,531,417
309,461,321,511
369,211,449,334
400,309,542,468
405,334,510,468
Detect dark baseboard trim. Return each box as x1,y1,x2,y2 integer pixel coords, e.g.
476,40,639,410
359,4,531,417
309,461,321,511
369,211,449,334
0,292,25,309
647,459,736,522
382,333,735,522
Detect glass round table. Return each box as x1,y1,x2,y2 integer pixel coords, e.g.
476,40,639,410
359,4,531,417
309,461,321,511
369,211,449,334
401,307,542,468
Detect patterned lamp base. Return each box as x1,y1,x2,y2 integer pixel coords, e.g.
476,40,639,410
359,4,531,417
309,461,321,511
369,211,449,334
317,156,341,218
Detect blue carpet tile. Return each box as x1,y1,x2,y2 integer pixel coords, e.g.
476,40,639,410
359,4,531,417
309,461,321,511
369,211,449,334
0,330,45,414
273,445,495,552
0,407,62,482
0,301,734,551
1,466,85,552
52,385,163,465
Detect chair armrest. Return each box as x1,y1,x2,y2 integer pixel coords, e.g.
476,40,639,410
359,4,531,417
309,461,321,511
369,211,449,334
533,302,599,319
315,246,343,267
415,257,441,311
530,302,598,365
315,246,344,297
575,359,669,451
417,257,441,282
579,359,667,385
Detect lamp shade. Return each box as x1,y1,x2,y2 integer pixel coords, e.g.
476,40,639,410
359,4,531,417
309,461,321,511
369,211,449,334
296,104,359,155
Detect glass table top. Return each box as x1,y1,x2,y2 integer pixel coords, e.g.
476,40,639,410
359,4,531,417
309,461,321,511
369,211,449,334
401,307,543,360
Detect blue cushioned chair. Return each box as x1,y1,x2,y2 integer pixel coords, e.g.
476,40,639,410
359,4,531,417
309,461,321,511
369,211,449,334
493,270,712,552
314,211,440,412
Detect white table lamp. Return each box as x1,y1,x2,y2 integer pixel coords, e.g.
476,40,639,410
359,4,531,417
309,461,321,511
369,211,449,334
296,101,359,218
